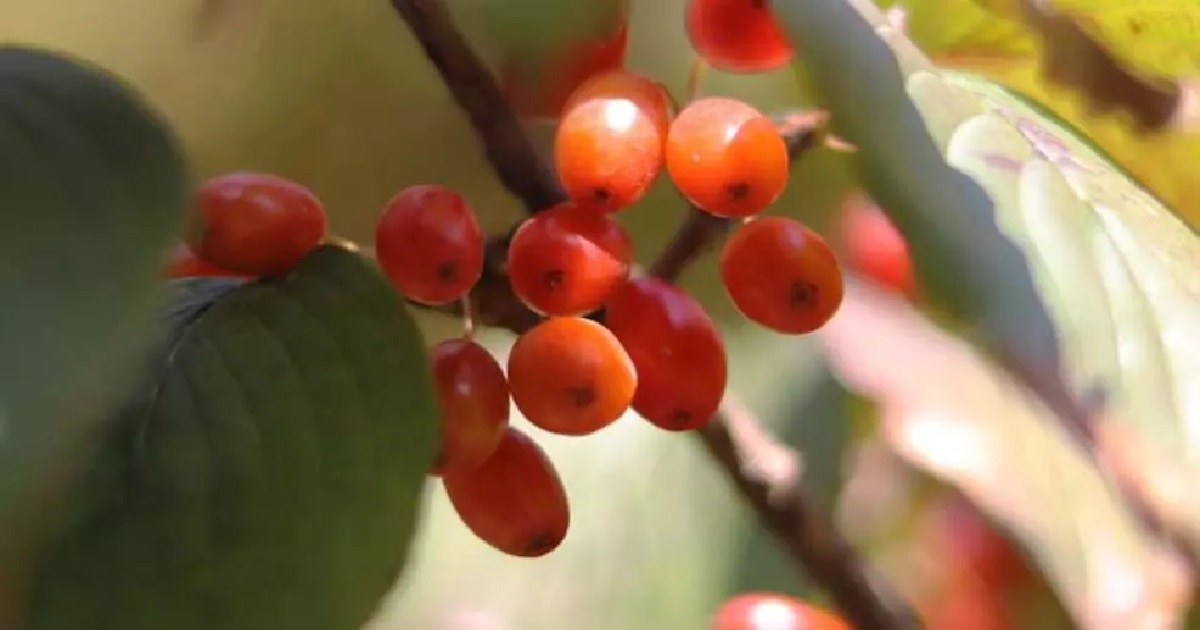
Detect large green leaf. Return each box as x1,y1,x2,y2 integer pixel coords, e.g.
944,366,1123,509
0,47,185,556
25,246,438,630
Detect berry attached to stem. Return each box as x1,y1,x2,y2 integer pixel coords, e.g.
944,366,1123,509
507,317,636,436
554,70,673,213
429,338,511,476
685,0,794,73
666,98,788,219
506,202,633,316
375,185,485,306
443,427,570,557
605,278,727,431
189,172,328,276
720,217,844,334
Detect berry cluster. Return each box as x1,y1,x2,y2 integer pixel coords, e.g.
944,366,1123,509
166,0,851,560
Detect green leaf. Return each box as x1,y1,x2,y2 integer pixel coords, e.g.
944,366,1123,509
0,47,186,549
26,246,438,630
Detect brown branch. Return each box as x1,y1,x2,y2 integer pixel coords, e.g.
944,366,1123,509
389,0,563,213
391,2,919,628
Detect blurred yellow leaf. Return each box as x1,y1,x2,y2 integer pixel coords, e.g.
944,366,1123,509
879,0,1200,227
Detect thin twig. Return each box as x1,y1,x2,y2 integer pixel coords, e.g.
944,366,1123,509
389,0,563,214
390,2,919,627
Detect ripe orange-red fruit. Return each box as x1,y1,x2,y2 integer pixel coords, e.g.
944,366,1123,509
443,427,570,557
836,193,917,299
507,202,633,316
429,338,511,476
554,70,673,213
507,317,636,436
713,592,849,630
932,497,1032,591
686,0,794,73
375,185,485,306
500,19,630,120
605,278,727,431
164,242,250,279
720,217,844,334
666,98,788,218
189,172,328,276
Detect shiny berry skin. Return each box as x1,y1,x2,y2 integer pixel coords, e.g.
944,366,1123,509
375,185,485,305
720,217,844,334
506,202,633,316
164,242,250,279
714,593,849,630
501,18,629,120
507,317,636,436
666,98,788,218
188,172,327,276
836,193,917,298
686,0,794,73
554,70,672,213
443,427,570,557
605,278,727,431
429,338,511,476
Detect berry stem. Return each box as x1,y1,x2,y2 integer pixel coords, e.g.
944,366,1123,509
685,56,708,103
460,293,477,339
386,5,919,626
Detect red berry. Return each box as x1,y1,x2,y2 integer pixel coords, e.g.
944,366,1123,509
375,185,485,305
714,593,849,630
554,70,672,213
506,202,633,316
933,498,1031,590
429,338,511,476
686,0,794,73
507,317,636,436
836,193,917,298
189,172,327,276
605,278,727,431
720,217,844,334
164,242,250,279
666,98,788,218
500,18,630,119
443,427,570,557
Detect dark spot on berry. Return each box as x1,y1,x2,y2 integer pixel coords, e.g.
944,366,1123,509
788,281,819,309
543,268,565,290
749,0,767,9
726,181,750,201
593,187,611,203
670,409,693,427
435,260,458,284
523,533,560,556
567,385,596,408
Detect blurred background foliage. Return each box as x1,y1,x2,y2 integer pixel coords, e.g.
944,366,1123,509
0,0,1196,627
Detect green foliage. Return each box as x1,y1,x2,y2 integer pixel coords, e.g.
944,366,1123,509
26,246,438,630
781,0,1200,623
0,46,186,555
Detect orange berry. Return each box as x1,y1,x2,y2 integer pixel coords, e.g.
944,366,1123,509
720,217,844,334
554,70,672,213
375,185,484,305
666,98,788,218
443,427,570,557
429,338,511,476
605,278,727,431
713,592,849,630
507,317,636,436
686,0,794,73
506,202,633,316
